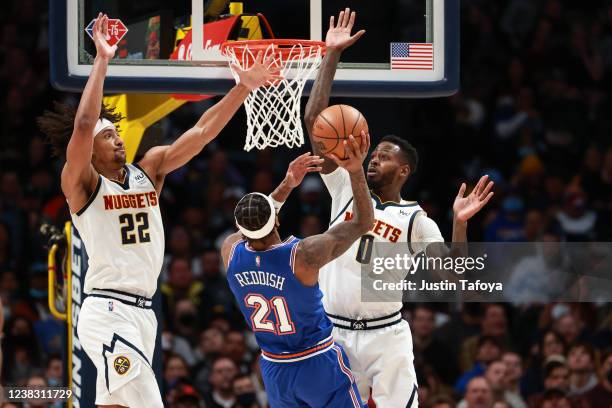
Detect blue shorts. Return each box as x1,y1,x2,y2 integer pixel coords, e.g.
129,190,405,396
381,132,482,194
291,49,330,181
260,343,363,407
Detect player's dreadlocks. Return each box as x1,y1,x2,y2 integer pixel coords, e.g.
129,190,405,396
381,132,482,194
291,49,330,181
234,193,273,241
36,102,123,160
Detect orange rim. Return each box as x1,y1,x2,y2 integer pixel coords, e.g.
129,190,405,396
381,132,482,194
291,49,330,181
221,39,326,60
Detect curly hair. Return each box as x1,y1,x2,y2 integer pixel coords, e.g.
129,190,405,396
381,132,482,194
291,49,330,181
36,102,123,160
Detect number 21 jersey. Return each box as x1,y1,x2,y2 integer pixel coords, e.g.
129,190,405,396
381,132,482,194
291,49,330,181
226,237,333,358
70,163,164,298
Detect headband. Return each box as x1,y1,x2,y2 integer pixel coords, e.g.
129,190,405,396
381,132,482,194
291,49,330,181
235,193,276,239
93,118,116,136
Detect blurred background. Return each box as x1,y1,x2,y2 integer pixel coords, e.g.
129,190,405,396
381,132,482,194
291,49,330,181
1,0,612,407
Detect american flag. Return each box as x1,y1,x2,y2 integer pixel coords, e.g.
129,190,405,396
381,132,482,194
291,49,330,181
390,42,434,70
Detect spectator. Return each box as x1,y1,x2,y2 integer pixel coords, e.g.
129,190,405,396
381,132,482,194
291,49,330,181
44,353,62,386
162,257,204,319
223,330,251,374
166,378,203,408
484,195,525,242
1,317,41,384
204,357,238,408
164,354,190,392
483,359,526,408
538,389,573,408
554,313,583,346
411,305,459,385
233,374,261,408
434,304,482,358
171,300,201,346
505,227,568,303
523,209,544,241
460,304,512,372
460,376,494,408
197,249,236,327
298,214,323,237
566,343,598,396
455,336,503,395
425,395,455,408
555,190,597,241
23,374,48,408
193,327,226,394
582,347,612,406
521,330,566,397
502,351,523,396
162,330,197,367
527,356,571,407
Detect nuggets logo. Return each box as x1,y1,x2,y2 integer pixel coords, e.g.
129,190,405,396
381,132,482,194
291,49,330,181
113,356,130,375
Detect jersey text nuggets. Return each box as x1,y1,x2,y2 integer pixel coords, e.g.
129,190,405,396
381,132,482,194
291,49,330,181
103,192,158,210
235,271,285,291
344,211,402,242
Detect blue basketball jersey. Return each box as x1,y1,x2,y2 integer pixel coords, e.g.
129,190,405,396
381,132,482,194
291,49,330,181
227,236,333,356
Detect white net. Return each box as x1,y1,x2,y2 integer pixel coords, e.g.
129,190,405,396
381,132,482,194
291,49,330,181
224,40,325,151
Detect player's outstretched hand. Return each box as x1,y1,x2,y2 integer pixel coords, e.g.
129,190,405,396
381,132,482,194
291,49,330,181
232,52,283,90
285,152,324,188
326,8,366,51
453,175,495,223
93,13,117,60
327,131,370,174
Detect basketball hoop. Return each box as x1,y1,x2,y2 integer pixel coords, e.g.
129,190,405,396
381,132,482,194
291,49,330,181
222,39,326,151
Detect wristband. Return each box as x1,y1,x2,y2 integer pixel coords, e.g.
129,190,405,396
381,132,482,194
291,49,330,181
269,196,284,213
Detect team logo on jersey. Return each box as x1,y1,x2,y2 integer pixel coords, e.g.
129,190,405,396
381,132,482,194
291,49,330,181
351,320,366,330
255,256,261,267
135,172,148,185
113,356,130,375
137,298,145,308
399,210,410,217
108,301,114,311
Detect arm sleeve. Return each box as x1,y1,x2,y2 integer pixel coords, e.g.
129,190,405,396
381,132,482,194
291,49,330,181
320,167,351,195
320,167,353,222
411,213,444,243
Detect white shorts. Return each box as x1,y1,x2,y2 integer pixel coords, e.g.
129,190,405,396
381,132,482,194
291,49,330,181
332,319,418,408
77,295,163,407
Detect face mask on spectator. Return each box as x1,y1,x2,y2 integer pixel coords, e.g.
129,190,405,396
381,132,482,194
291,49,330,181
236,392,257,406
178,312,196,326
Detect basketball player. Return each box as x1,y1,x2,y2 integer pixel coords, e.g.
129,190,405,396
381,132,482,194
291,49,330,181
37,14,280,408
304,8,495,407
221,138,373,407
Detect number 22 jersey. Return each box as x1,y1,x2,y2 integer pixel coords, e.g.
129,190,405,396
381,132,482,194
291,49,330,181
70,163,164,299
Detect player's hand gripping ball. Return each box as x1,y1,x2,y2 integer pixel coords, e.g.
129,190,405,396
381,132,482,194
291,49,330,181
312,104,368,160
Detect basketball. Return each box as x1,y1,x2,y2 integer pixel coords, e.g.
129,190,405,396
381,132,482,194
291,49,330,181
312,104,368,160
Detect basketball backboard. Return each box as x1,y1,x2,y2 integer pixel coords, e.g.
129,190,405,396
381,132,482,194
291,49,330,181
50,0,459,98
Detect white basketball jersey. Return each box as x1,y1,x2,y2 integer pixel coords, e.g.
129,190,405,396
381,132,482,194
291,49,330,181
319,167,443,319
71,163,164,298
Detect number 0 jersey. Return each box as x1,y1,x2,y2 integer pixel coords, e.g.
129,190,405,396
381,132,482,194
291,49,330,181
226,237,334,360
319,167,444,319
70,163,164,298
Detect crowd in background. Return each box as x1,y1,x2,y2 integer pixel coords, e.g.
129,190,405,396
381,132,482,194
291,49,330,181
1,0,612,407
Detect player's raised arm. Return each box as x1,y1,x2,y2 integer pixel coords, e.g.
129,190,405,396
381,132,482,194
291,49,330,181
423,175,494,259
304,8,365,174
138,52,282,189
221,152,324,269
293,132,373,285
62,14,115,201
